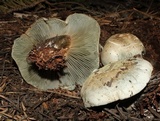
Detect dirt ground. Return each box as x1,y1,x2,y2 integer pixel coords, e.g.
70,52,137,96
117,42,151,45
0,0,160,120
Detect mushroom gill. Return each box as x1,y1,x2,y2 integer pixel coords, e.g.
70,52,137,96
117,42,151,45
12,13,100,90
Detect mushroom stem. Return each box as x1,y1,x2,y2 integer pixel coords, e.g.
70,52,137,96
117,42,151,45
27,35,71,70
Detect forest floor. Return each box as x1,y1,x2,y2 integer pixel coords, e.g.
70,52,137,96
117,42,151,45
0,0,160,120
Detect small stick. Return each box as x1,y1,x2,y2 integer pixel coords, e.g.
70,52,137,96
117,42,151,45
133,8,160,20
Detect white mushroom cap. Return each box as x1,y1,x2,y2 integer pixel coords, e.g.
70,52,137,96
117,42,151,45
101,33,145,65
12,13,100,90
81,58,153,107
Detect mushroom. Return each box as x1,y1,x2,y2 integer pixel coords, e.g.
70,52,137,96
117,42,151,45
101,33,145,65
81,58,153,107
12,13,100,90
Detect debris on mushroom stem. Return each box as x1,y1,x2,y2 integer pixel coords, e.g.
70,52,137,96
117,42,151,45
27,35,71,70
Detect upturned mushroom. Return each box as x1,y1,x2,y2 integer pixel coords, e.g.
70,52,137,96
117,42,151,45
101,33,145,65
12,13,100,90
81,58,153,107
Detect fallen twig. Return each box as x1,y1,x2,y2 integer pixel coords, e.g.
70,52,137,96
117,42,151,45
133,8,160,20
